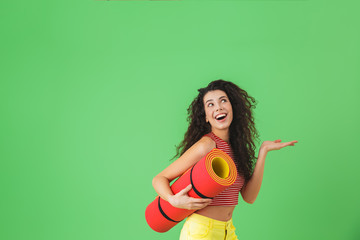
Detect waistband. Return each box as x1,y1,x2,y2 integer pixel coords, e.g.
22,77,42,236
186,213,233,229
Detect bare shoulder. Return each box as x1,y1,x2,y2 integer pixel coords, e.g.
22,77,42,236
155,136,216,181
174,135,216,168
195,135,216,154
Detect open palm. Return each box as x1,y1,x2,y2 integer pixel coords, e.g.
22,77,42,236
261,139,298,152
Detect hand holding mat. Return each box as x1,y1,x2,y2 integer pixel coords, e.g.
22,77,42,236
145,148,237,233
167,183,211,210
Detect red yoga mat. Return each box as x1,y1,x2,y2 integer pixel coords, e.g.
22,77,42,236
145,148,237,233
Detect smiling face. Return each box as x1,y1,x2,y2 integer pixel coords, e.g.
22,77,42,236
203,90,233,132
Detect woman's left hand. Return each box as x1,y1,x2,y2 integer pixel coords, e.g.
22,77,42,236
261,139,298,152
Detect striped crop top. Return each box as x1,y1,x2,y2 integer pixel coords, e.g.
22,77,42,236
204,132,245,206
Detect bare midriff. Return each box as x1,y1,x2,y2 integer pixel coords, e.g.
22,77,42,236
195,205,236,222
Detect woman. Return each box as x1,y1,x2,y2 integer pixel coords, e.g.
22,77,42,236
152,79,298,239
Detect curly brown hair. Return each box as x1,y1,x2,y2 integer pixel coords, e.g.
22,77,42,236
171,79,260,183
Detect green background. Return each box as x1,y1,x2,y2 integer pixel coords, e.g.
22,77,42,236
1,0,359,239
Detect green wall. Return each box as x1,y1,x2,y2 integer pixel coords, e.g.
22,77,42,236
1,0,359,239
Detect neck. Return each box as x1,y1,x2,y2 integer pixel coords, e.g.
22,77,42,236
211,128,230,143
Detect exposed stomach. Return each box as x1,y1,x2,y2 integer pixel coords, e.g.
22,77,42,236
195,205,236,222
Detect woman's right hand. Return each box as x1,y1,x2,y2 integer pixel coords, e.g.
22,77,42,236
168,184,212,210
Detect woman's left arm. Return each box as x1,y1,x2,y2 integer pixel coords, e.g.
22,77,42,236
240,139,298,204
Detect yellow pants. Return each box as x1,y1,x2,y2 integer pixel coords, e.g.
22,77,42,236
179,213,239,240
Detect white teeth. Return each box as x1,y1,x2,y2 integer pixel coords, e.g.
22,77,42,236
215,114,226,120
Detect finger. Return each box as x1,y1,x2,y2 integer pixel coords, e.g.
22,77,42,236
196,197,212,202
191,202,211,209
285,142,295,147
197,201,212,208
178,184,192,195
191,198,212,203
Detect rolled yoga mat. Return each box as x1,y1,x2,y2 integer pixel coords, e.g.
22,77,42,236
145,148,238,233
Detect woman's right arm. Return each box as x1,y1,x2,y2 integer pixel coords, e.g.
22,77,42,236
152,136,215,210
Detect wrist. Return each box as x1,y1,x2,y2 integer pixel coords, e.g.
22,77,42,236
259,146,268,155
167,194,175,204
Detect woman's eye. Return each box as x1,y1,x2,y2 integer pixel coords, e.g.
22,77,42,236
222,99,226,102
208,103,213,107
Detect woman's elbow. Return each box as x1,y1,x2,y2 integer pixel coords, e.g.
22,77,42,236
152,175,168,188
242,196,256,204
245,199,255,204
152,175,160,188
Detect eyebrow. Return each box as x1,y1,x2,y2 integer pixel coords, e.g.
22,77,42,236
205,96,227,104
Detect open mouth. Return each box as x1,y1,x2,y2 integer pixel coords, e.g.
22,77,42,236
215,113,227,121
